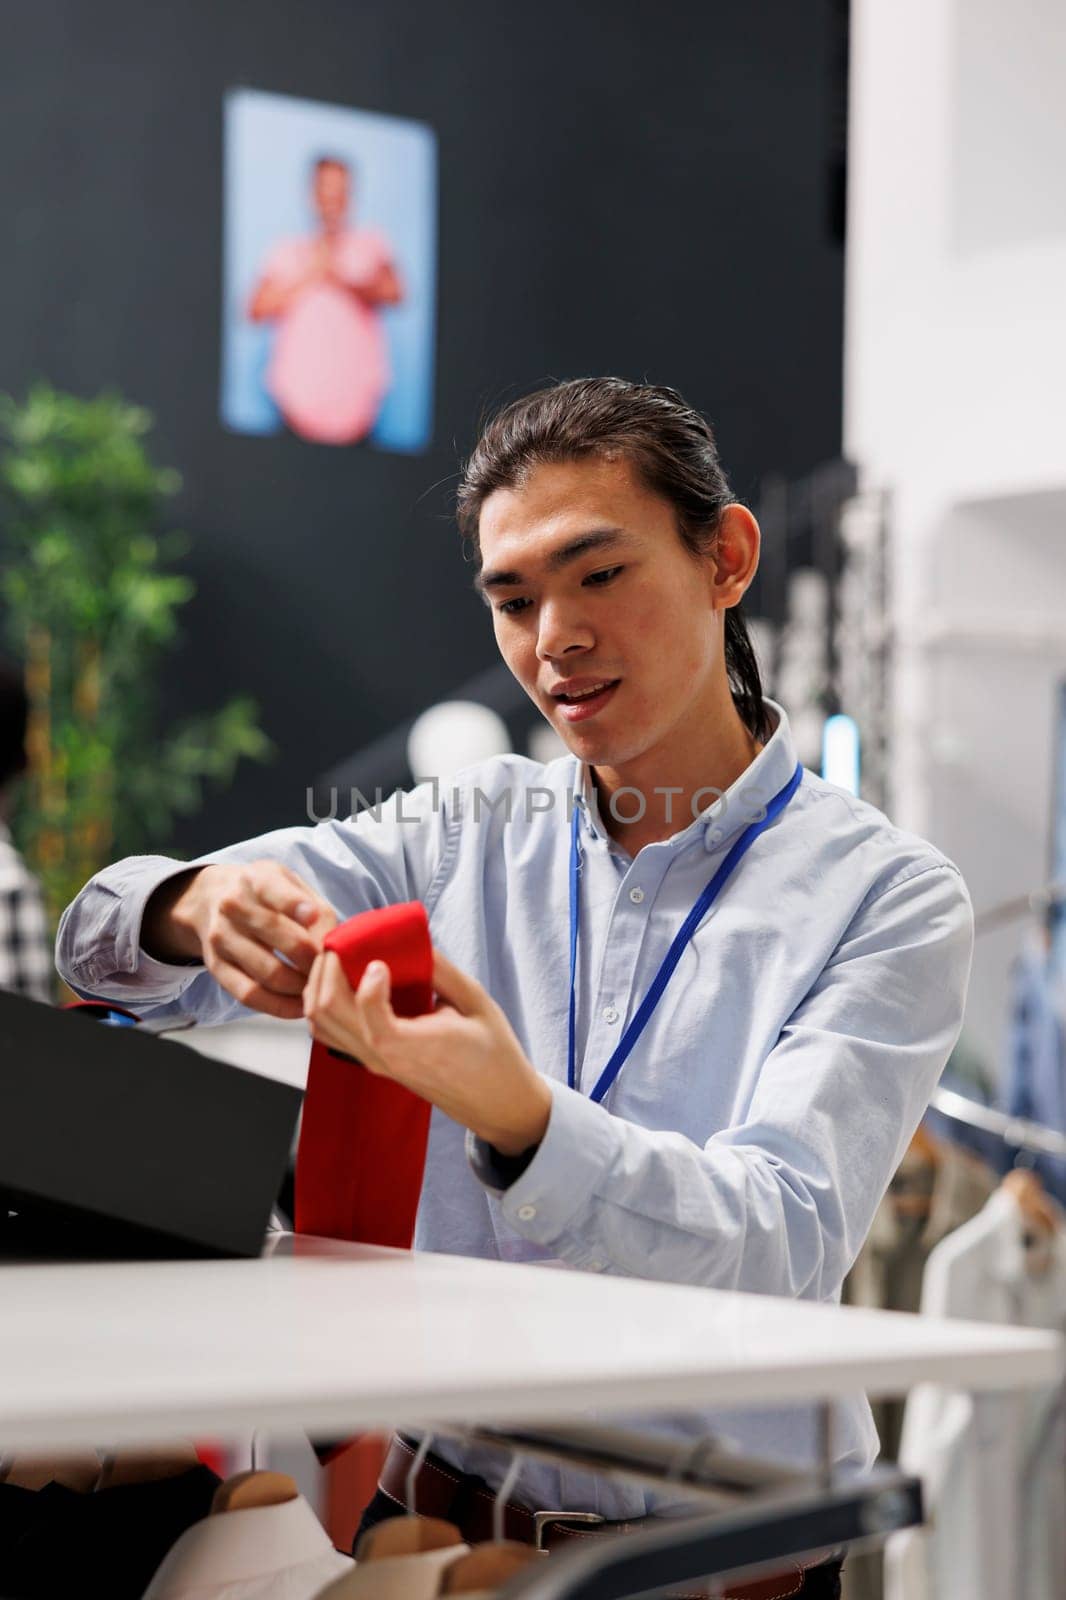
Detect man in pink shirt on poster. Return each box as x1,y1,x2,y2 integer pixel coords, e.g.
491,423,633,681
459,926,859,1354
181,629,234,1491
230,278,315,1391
248,156,403,445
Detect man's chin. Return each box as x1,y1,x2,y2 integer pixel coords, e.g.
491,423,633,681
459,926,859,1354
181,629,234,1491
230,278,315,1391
553,722,635,768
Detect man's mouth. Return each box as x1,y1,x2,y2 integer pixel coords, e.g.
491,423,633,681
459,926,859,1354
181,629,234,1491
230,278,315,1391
549,679,621,721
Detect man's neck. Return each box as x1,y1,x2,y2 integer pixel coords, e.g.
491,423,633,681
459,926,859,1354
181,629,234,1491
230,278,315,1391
590,699,765,856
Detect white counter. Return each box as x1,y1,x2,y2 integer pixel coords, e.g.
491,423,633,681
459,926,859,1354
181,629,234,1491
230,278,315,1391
0,1236,1060,1450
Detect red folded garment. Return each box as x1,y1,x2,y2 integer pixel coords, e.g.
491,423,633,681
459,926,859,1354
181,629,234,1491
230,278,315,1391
294,901,434,1247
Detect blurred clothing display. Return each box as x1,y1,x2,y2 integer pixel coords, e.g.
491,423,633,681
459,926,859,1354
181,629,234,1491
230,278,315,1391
0,1463,221,1598
884,1186,1066,1600
774,571,830,769
0,823,52,1005
1003,937,1066,1204
844,1131,998,1460
143,1490,351,1600
318,1541,472,1600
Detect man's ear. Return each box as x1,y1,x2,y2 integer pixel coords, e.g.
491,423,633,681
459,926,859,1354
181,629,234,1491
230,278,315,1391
709,504,760,611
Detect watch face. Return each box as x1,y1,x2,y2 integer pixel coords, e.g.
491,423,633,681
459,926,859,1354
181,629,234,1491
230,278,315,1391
68,1002,139,1026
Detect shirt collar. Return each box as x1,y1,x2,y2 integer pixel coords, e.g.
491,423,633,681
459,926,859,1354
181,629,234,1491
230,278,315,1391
145,1494,342,1594
573,698,798,854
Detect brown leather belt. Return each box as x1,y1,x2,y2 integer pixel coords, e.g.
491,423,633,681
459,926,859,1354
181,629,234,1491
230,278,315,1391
377,1434,834,1599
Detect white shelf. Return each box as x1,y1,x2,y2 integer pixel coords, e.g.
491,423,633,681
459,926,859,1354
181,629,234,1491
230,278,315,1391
0,1237,1060,1451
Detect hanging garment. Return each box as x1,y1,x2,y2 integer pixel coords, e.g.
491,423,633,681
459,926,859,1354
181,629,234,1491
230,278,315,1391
0,1464,220,1598
1003,937,1066,1204
883,1187,1066,1600
844,1134,998,1458
294,902,434,1248
316,1542,471,1600
143,1492,351,1600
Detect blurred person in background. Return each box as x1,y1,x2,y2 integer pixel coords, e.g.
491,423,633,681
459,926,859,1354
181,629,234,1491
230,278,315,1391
0,658,53,1003
248,154,404,445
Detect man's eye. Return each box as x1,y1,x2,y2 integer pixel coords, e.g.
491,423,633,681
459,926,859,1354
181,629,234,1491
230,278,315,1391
584,566,624,587
497,597,532,616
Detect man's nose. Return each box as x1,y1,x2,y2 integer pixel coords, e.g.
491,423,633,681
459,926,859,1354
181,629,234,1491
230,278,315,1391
535,598,595,662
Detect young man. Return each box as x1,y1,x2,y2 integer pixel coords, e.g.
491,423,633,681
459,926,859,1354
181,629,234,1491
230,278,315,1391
57,379,972,1594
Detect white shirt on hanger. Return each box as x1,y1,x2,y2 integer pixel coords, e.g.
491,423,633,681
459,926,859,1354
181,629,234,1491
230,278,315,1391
142,1492,352,1600
884,1187,1066,1600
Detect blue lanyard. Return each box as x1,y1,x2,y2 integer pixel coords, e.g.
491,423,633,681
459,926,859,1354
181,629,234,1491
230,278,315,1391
568,761,804,1103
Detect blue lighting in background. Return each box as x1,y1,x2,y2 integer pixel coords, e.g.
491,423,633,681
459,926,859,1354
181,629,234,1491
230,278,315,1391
822,714,861,796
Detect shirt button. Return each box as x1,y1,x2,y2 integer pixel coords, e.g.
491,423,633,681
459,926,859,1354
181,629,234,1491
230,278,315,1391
708,828,723,844
517,1204,537,1221
628,886,645,904
602,1004,619,1024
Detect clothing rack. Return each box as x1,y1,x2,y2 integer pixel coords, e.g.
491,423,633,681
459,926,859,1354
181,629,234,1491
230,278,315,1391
425,1418,922,1599
928,1085,1066,1161
973,881,1066,937
496,1478,921,1600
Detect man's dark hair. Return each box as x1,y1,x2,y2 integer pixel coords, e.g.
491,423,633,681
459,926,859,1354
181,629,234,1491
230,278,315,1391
0,657,29,791
456,377,770,742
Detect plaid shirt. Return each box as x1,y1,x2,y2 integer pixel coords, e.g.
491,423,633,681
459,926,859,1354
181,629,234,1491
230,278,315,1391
0,824,54,1004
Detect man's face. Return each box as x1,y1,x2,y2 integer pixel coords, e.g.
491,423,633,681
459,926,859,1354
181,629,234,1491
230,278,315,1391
477,456,724,771
313,162,350,229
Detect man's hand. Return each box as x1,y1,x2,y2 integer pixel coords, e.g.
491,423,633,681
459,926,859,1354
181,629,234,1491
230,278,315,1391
143,862,338,1020
303,946,553,1155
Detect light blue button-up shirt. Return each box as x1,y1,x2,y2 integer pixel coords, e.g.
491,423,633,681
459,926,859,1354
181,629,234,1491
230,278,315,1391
56,700,973,1517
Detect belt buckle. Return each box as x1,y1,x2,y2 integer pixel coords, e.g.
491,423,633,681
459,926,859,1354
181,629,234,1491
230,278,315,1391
533,1510,606,1551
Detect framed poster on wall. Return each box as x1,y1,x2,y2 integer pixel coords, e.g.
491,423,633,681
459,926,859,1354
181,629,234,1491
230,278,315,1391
220,88,437,454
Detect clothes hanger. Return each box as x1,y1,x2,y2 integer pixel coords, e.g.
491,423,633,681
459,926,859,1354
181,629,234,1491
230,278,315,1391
0,1450,101,1492
354,1435,464,1560
438,1541,539,1594
1001,1166,1061,1237
95,1441,202,1489
210,1469,300,1513
436,1450,541,1594
907,1122,942,1169
321,1436,469,1598
319,1542,472,1599
885,1124,941,1221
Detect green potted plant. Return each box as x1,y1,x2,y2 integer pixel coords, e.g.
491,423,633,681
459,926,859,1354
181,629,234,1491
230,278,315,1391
0,384,272,935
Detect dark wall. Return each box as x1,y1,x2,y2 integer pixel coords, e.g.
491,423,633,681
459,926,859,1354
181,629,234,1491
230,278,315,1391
0,0,845,856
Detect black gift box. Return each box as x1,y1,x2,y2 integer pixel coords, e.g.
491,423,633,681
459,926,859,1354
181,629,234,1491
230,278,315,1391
0,991,302,1259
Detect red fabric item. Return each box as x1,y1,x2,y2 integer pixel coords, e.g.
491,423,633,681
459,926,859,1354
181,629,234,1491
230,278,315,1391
294,901,434,1248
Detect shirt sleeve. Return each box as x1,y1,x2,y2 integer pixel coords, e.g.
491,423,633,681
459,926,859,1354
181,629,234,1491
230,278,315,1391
54,781,455,1024
469,860,974,1300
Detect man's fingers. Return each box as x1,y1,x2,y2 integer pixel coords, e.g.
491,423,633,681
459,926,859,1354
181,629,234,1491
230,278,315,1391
242,862,335,921
208,954,306,1021
221,867,336,974
276,865,338,925
302,953,324,1018
305,955,387,1069
233,903,323,976
209,928,307,997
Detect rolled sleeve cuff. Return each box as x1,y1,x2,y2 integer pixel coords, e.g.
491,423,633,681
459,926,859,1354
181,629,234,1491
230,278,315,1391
62,857,206,997
466,1078,616,1247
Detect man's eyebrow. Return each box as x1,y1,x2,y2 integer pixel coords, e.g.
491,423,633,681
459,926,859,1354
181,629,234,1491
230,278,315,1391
473,527,630,597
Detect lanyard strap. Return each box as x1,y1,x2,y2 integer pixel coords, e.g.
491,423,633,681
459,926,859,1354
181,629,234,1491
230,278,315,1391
568,761,803,1103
